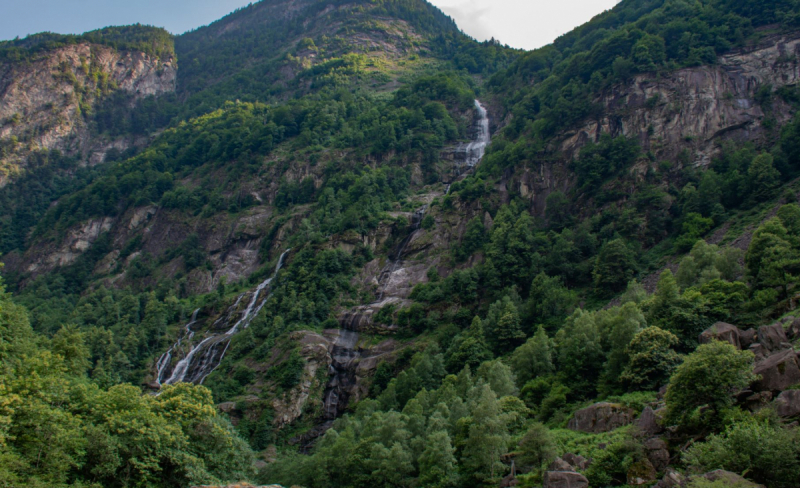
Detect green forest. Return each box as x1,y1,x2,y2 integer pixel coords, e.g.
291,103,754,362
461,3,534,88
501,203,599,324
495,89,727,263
3,0,800,487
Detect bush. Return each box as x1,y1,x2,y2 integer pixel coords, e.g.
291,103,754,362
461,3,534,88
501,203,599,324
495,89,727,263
684,417,800,488
664,341,756,431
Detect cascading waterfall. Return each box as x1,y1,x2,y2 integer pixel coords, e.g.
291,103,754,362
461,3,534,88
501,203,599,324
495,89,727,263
155,308,200,386
300,100,492,448
450,99,491,184
157,249,291,387
321,327,360,420
377,205,427,301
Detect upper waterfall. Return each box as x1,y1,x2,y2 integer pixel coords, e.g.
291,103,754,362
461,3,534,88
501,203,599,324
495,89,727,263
464,99,490,167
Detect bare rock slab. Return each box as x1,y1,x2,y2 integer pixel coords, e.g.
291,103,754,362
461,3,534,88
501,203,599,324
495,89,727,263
567,402,635,433
543,471,589,488
753,349,800,392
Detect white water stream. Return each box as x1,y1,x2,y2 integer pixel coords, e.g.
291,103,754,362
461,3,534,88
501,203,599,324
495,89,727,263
156,249,291,386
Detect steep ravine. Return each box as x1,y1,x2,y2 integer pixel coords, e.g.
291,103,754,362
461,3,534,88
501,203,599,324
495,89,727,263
311,100,492,435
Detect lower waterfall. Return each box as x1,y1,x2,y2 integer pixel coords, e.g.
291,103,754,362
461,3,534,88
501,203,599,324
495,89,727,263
155,249,291,387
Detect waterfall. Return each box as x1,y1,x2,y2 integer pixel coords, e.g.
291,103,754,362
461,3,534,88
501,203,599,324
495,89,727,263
155,308,200,386
311,100,492,441
465,99,490,167
322,327,361,420
377,205,427,301
157,249,291,387
450,99,491,183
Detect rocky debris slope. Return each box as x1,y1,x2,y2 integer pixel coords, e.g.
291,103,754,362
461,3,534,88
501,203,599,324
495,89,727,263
699,319,800,413
0,43,176,183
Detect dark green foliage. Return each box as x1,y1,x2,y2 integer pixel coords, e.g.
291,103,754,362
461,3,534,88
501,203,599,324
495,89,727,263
266,350,305,390
0,151,93,255
592,238,638,295
685,416,800,488
665,341,756,431
619,326,682,390
572,135,641,191
585,438,645,487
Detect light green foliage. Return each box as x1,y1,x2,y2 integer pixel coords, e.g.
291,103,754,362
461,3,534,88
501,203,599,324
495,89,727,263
684,416,800,488
677,240,743,289
746,212,800,301
556,309,604,398
418,430,459,487
675,213,715,252
665,341,756,430
477,360,518,397
462,384,510,482
643,270,710,349
620,326,682,391
510,326,555,386
597,302,647,394
484,206,538,289
444,316,493,372
483,296,525,354
584,438,645,487
517,422,557,473
0,283,255,487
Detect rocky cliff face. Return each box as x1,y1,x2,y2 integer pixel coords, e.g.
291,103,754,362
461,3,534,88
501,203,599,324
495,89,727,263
515,33,800,214
562,33,800,163
0,43,176,184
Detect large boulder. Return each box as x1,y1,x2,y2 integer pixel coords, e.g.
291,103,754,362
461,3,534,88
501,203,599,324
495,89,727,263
699,469,764,487
543,471,589,488
627,458,657,486
567,402,635,433
753,349,800,392
756,323,790,353
739,328,757,348
562,453,591,470
548,458,574,472
774,389,800,418
653,469,684,488
699,322,741,349
643,437,670,471
787,318,800,340
635,406,663,436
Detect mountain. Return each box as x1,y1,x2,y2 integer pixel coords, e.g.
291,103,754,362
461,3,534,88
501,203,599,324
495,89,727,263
0,26,176,184
3,0,800,487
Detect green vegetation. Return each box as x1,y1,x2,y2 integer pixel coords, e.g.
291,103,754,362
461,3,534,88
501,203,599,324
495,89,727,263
4,0,800,487
0,25,175,63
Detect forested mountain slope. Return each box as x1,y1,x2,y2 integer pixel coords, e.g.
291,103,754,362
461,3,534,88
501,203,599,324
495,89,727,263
4,0,800,487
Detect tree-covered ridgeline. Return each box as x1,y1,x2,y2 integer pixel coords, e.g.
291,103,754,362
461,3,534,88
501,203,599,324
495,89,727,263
0,25,175,63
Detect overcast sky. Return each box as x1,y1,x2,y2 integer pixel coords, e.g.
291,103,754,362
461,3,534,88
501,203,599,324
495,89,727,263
0,0,621,51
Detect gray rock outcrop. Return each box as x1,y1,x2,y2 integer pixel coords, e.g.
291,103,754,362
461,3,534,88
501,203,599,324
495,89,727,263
756,323,790,353
699,322,741,349
542,471,589,488
774,389,800,418
568,402,635,433
753,349,800,392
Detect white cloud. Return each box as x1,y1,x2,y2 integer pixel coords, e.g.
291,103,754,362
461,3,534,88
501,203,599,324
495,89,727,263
430,0,622,50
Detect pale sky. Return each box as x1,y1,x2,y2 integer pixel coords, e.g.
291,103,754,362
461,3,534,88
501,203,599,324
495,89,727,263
0,0,622,51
